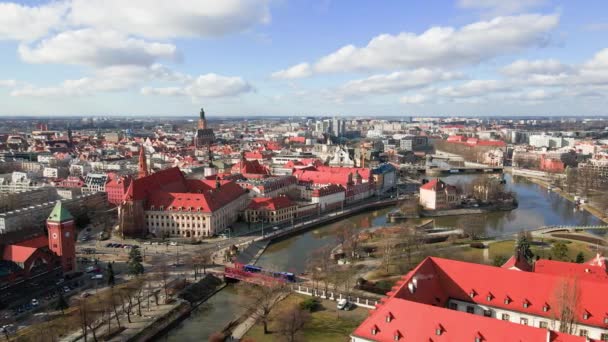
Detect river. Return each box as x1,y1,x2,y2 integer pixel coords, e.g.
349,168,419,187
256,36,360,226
158,173,602,341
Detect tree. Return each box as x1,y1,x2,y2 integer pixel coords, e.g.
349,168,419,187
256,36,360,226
192,249,212,280
575,252,585,264
127,248,144,276
276,304,311,342
492,255,509,267
299,298,319,312
56,290,69,314
106,262,116,287
240,283,288,335
551,242,569,261
159,261,171,303
515,231,534,264
552,278,580,334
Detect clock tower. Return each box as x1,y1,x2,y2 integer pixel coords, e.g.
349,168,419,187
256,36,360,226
47,201,76,273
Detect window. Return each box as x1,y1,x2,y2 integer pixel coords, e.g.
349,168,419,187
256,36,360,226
579,330,588,337
520,318,528,325
501,314,510,321
601,333,608,341
483,309,492,317
466,306,475,314
449,303,458,310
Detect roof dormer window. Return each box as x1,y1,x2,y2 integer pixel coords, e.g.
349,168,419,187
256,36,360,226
604,315,608,324
469,289,476,298
386,312,394,323
486,293,493,301
543,303,550,312
583,311,590,320
504,296,511,305
435,325,443,336
393,330,401,341
371,325,379,335
523,300,530,308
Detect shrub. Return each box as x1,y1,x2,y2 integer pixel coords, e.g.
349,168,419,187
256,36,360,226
299,298,320,312
469,242,486,249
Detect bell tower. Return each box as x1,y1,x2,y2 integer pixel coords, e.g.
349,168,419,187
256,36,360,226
198,107,207,129
138,145,148,179
47,201,76,273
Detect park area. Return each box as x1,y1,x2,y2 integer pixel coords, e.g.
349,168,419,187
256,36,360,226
244,294,367,342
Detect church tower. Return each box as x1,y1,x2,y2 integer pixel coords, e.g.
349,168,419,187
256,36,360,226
198,107,207,129
47,201,76,273
138,145,148,179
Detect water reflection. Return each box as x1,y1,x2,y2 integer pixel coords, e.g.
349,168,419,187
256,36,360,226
257,173,602,273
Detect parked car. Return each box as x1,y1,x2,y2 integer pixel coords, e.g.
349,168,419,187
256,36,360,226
169,241,178,246
31,299,39,307
336,299,351,310
90,274,103,280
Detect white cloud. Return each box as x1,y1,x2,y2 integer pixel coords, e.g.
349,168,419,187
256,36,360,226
0,1,68,41
18,29,177,67
436,80,512,98
68,0,270,39
271,63,312,79
457,0,548,16
400,94,429,104
141,73,252,98
501,59,572,76
308,14,558,74
337,69,463,97
0,80,18,88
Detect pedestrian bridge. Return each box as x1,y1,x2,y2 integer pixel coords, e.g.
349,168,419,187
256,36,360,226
535,225,608,234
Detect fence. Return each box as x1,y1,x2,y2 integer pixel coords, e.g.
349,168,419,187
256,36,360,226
290,284,379,309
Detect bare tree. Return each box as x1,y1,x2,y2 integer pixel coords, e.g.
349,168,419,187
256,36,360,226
239,283,289,335
381,238,395,273
552,277,580,334
275,304,311,342
159,260,170,303
192,249,212,280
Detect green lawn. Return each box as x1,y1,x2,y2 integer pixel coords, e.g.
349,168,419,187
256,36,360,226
488,239,596,262
244,294,366,342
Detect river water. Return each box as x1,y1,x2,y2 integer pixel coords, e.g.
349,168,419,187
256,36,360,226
159,173,602,341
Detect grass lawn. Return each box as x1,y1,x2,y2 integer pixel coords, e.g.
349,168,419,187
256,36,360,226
244,294,366,342
488,239,596,262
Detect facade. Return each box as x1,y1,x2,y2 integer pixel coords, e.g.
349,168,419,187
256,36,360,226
310,184,345,211
105,174,132,206
242,196,297,224
419,179,459,210
237,175,297,198
46,202,76,273
293,165,374,203
351,257,608,342
119,167,248,238
82,173,108,194
372,163,397,193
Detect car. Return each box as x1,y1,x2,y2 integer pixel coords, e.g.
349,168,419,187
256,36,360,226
80,292,92,298
169,242,178,246
143,241,151,245
272,226,279,231
151,242,159,245
63,286,70,293
90,274,103,280
31,299,39,307
85,266,99,273
55,279,65,285
336,299,351,310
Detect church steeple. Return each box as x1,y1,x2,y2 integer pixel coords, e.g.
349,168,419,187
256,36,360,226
138,146,148,179
198,107,207,129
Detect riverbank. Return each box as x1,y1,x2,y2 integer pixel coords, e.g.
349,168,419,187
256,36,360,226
420,203,517,218
521,175,608,224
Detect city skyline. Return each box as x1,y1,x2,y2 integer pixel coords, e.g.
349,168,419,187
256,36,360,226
1,0,608,117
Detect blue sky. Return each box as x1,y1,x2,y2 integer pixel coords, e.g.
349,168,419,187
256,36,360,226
1,0,608,117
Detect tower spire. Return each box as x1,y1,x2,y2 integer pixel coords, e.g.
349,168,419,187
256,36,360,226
198,107,207,129
138,145,148,179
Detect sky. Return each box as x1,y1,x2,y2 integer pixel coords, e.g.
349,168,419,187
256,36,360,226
1,0,608,117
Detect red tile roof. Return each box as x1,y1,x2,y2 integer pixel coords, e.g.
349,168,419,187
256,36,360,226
2,235,48,263
145,180,245,213
231,159,270,175
247,196,295,211
420,178,456,191
534,259,608,282
125,167,187,201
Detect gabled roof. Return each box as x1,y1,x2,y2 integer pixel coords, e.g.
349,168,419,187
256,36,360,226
146,180,245,213
2,235,48,263
47,201,73,222
247,196,295,211
534,259,608,282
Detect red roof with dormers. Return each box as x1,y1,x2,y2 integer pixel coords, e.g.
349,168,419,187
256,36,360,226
247,196,295,211
125,167,187,201
145,180,245,213
533,259,608,282
2,235,48,263
420,178,456,192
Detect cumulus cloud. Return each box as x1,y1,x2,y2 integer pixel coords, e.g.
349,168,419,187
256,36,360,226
271,63,312,79
18,29,177,67
0,80,18,88
436,80,512,98
399,94,430,104
141,74,252,98
277,14,558,77
68,0,270,39
337,69,463,97
457,0,548,16
0,1,68,41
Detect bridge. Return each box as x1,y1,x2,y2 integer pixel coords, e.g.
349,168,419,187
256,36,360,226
224,263,293,287
398,164,503,176
534,225,608,234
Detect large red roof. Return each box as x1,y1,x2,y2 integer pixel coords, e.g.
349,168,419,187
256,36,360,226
145,180,245,213
125,167,187,201
534,259,608,282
